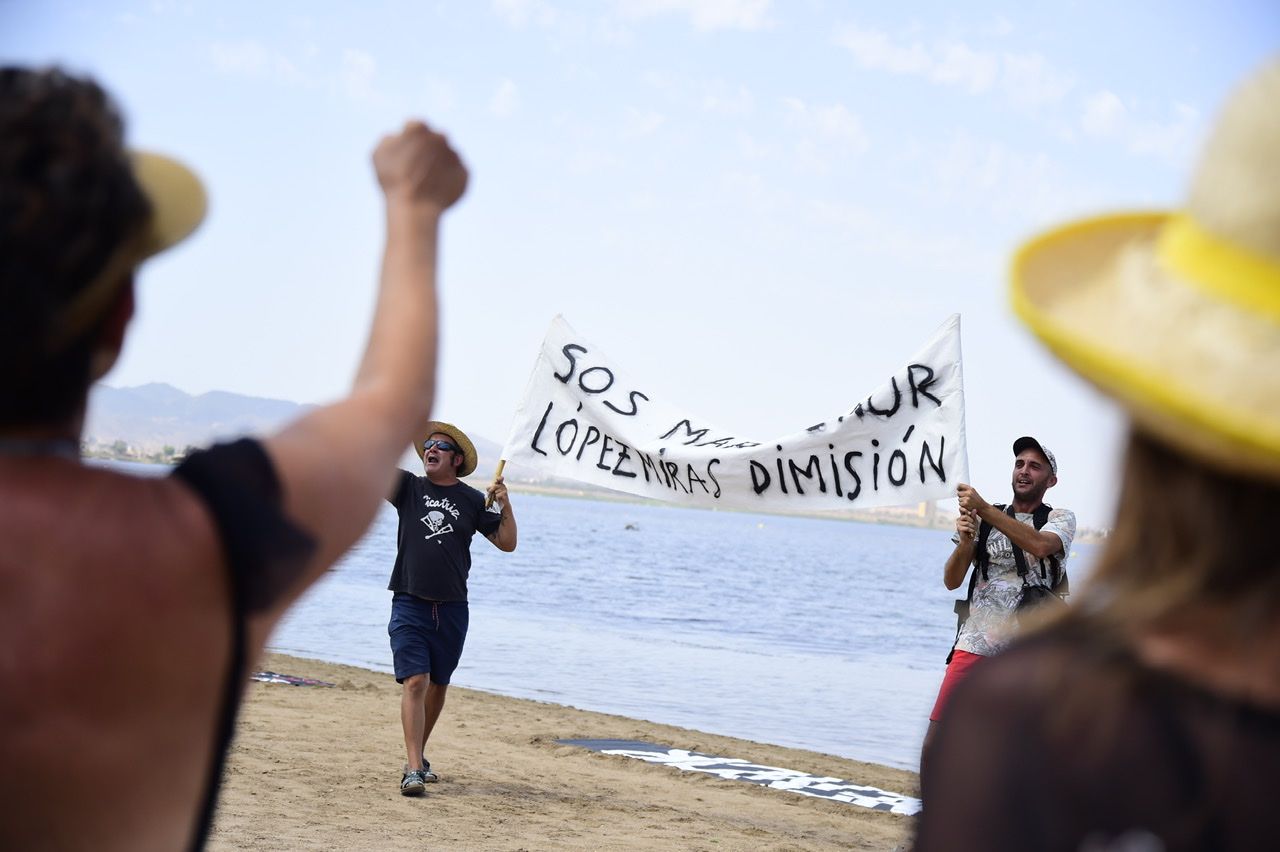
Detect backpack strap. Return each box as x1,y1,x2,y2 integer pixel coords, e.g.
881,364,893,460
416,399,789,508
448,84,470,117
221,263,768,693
1014,502,1067,593
1033,503,1065,591
973,504,1005,582
949,501,1069,662
983,502,1065,587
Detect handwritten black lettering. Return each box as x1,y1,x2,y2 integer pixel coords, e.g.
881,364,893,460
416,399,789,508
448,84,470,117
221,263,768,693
788,455,827,495
612,441,637,478
920,436,946,483
827,444,843,497
706,459,722,498
865,377,902,417
529,400,554,457
578,365,615,395
575,425,602,462
640,451,663,484
554,343,587,383
842,452,863,500
595,434,615,471
603,390,649,417
686,464,710,494
888,449,907,486
555,419,579,456
907,364,941,408
661,420,709,444
749,460,771,494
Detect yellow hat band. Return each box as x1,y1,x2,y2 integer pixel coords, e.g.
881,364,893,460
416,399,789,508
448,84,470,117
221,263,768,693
1156,214,1280,326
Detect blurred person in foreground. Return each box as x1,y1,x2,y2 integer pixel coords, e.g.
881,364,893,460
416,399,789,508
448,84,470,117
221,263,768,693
916,58,1280,852
0,66,466,851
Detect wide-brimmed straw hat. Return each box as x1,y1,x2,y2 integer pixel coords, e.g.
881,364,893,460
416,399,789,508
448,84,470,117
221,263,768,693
1011,58,1280,482
52,150,206,347
415,421,479,477
132,151,207,258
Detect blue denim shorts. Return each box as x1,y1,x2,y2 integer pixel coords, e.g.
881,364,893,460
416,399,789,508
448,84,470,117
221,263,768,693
388,593,469,685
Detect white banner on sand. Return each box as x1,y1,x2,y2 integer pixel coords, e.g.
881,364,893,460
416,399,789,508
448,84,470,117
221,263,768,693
501,315,968,513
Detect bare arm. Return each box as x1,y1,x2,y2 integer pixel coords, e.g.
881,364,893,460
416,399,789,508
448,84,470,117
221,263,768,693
957,483,1064,559
485,476,518,552
944,508,977,590
253,122,467,630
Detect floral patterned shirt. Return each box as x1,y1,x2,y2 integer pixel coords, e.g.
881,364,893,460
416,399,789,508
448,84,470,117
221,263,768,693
953,506,1076,657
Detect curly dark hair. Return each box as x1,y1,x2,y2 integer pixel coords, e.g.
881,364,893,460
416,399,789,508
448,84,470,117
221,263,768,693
0,66,151,428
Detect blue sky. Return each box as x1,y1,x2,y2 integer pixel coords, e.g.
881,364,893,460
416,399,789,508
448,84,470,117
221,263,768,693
3,0,1276,526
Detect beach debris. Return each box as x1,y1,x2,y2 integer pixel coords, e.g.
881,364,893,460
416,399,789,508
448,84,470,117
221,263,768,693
558,738,921,815
251,671,335,687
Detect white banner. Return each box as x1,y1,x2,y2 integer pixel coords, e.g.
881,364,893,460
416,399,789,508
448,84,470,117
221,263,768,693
501,315,967,513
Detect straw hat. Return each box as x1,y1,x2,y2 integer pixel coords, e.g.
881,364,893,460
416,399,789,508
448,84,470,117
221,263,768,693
1011,58,1280,482
415,421,479,477
52,150,206,347
132,151,208,259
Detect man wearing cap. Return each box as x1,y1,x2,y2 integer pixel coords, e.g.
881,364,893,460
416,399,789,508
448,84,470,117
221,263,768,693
918,60,1280,851
920,436,1076,769
386,421,517,795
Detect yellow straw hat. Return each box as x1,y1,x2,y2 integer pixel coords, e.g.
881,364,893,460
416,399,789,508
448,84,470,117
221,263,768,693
51,150,206,347
1011,58,1280,482
415,421,479,477
132,150,208,259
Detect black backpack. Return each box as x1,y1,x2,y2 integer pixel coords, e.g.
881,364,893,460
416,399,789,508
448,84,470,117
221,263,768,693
945,503,1068,663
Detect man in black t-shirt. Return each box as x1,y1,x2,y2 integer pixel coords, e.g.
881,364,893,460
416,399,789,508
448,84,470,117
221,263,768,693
385,420,517,795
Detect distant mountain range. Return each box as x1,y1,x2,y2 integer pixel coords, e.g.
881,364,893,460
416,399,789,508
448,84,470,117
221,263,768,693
86,383,314,454
82,383,593,490
84,384,1024,534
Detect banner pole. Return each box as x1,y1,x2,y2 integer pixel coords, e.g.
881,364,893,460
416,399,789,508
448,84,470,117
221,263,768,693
484,459,507,508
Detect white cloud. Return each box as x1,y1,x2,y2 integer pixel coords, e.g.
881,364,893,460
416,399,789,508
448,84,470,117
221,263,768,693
734,132,775,163
1080,91,1201,165
621,107,666,136
925,130,1102,226
490,78,520,117
340,48,379,103
491,0,560,28
616,0,774,31
1001,52,1075,108
1081,90,1126,137
567,146,622,174
209,39,307,86
783,98,870,174
985,15,1014,37
931,42,998,93
834,25,1074,108
834,25,930,74
702,83,754,117
421,75,457,115
210,39,269,76
784,98,870,149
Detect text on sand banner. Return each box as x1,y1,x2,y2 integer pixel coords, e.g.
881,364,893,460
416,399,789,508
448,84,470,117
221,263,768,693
501,315,968,513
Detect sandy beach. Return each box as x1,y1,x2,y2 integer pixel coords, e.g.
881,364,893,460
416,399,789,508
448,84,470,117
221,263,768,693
208,653,917,851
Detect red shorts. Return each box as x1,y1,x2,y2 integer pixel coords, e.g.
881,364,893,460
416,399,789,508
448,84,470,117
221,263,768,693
929,649,985,722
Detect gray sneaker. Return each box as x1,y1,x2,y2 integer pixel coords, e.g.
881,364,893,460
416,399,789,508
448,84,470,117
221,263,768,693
399,769,427,796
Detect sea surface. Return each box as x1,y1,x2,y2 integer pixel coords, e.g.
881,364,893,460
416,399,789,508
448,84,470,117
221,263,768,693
263,488,1098,771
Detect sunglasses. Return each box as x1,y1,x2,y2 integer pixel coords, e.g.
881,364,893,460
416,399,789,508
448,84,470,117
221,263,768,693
422,439,460,454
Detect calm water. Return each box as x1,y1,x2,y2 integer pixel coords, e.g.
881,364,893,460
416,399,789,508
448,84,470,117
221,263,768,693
269,490,1099,770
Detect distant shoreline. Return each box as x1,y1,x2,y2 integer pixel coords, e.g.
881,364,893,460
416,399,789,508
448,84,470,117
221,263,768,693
474,475,1111,545
86,449,1109,544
